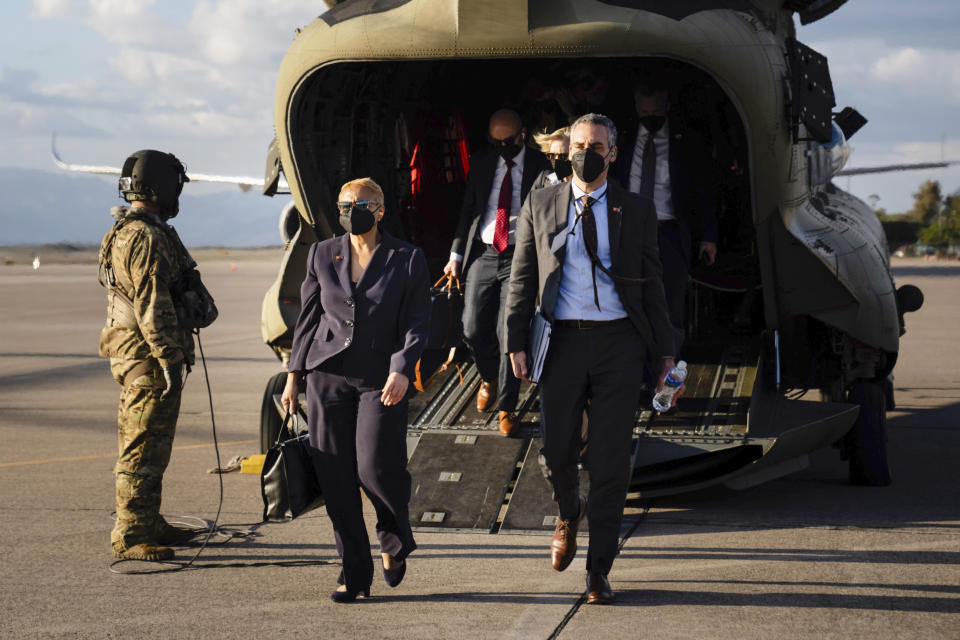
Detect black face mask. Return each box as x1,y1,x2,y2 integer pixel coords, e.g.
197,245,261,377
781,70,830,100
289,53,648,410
496,141,522,162
550,157,573,180
571,149,609,184
340,205,376,235
639,115,666,133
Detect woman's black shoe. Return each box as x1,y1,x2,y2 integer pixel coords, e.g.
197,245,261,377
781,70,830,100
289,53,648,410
382,557,406,588
330,585,370,603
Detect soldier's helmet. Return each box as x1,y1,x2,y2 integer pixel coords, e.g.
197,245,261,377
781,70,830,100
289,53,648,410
118,150,190,217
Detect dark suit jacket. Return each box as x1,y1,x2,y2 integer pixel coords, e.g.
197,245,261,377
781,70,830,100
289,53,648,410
450,146,551,276
504,180,675,360
613,119,718,250
289,232,430,381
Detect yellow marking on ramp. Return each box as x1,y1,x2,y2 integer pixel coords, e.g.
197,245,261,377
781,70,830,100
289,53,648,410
0,439,259,468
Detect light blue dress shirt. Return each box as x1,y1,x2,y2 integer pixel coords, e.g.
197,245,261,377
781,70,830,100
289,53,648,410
554,181,628,321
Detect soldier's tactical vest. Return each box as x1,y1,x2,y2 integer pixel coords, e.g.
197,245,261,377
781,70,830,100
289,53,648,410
99,207,218,332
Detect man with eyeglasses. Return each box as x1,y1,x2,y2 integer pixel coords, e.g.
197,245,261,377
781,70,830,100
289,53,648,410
444,108,550,436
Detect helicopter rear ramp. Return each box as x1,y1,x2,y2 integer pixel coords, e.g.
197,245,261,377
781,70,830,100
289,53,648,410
405,340,859,533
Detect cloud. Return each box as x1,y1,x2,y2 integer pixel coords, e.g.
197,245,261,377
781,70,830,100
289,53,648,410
0,98,107,136
25,0,318,136
870,47,960,102
30,0,77,19
89,0,151,17
811,37,960,105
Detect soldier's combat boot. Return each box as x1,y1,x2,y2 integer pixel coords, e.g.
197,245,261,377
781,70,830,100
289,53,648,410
155,517,200,545
112,541,174,561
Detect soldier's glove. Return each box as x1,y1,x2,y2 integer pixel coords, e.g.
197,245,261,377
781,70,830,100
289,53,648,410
161,364,184,399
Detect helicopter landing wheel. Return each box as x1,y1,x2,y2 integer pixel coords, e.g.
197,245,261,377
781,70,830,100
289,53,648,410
844,380,892,486
260,372,287,454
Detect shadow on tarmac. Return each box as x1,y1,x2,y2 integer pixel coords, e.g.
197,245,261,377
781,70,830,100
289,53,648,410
614,547,960,565
610,585,960,613
327,591,579,605
620,401,960,541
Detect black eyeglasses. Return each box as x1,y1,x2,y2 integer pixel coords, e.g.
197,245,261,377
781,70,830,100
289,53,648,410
336,200,381,214
490,133,521,147
544,152,568,160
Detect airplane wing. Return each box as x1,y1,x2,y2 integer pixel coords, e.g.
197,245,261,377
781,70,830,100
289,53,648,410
50,134,288,193
837,160,959,177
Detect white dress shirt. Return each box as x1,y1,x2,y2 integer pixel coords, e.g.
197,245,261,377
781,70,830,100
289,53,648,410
450,145,527,263
479,144,526,245
627,121,675,222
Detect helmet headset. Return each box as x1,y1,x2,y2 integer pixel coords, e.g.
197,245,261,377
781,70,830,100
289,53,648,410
118,150,189,218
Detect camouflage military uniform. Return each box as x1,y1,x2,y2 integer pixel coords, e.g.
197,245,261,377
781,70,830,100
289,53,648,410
98,206,195,552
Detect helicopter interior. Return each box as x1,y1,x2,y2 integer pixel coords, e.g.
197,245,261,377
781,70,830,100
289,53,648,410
289,57,761,346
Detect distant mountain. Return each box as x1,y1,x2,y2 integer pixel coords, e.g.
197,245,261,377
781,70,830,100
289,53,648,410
0,168,286,247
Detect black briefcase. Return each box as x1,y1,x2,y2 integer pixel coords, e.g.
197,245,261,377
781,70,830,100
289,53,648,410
425,274,464,350
260,412,324,522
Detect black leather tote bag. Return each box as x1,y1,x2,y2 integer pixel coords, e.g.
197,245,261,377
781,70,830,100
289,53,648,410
261,412,324,522
425,274,464,350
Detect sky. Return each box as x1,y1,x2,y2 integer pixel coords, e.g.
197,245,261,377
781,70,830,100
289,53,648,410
0,0,320,193
0,0,958,237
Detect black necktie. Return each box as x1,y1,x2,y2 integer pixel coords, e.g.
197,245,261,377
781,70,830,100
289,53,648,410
578,196,602,311
575,193,649,311
638,133,657,214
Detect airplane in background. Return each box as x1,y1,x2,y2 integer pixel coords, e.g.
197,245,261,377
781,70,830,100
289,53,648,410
51,134,302,244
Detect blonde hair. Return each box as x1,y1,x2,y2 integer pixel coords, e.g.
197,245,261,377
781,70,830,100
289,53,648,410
532,126,571,153
340,177,384,205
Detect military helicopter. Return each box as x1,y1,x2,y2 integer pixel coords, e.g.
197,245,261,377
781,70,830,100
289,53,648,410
252,0,936,533
54,0,933,534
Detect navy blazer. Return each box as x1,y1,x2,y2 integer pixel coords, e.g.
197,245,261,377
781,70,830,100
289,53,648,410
289,232,430,382
449,146,551,277
613,118,718,248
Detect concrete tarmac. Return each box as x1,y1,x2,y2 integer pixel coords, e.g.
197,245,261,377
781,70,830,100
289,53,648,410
0,257,957,639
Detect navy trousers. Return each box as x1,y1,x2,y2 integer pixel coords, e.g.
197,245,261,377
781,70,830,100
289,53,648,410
306,368,416,592
538,320,645,576
462,244,521,411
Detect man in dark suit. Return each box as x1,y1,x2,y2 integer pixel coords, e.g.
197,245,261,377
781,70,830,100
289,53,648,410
614,79,717,354
505,113,677,604
444,108,550,436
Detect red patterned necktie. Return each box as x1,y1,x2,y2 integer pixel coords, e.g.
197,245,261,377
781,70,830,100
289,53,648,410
493,159,515,252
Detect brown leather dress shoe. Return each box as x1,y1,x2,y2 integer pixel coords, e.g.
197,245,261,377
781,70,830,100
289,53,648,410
498,411,519,436
476,381,497,412
586,571,614,604
550,495,586,571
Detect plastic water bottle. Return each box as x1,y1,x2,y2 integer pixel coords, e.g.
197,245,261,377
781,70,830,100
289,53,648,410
652,360,687,412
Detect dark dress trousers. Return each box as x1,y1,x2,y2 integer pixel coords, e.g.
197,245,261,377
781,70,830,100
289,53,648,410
505,180,674,575
290,232,430,592
451,146,550,411
614,119,717,351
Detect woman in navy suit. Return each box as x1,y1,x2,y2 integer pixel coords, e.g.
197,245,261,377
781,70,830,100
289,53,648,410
281,177,430,603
